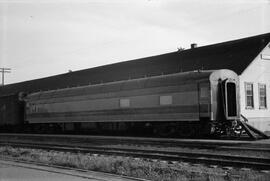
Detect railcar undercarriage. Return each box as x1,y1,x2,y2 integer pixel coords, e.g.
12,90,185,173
0,118,268,140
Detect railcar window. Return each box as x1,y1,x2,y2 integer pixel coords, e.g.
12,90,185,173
160,95,172,105
258,84,267,109
120,98,130,108
200,87,209,98
245,82,254,109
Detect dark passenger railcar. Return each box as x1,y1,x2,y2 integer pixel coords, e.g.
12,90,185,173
24,69,240,137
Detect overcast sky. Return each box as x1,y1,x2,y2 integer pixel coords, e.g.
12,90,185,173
1,0,270,84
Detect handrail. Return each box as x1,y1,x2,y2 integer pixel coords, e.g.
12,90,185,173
239,114,269,139
240,114,248,122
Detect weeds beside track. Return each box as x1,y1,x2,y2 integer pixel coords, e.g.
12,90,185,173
0,133,270,170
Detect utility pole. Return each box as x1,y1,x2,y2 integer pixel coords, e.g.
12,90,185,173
0,68,11,86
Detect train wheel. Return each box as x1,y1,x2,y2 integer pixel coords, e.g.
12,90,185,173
153,123,177,137
177,123,195,138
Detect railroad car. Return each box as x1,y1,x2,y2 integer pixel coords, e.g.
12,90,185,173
24,69,240,137
0,93,24,131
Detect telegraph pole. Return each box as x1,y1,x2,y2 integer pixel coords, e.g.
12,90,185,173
0,68,11,86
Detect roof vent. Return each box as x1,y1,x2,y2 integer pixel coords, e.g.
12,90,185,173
191,43,197,49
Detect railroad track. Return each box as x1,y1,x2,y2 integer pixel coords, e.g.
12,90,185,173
1,133,270,151
1,140,270,170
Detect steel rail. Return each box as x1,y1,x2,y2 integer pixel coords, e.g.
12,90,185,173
1,141,270,170
1,133,269,152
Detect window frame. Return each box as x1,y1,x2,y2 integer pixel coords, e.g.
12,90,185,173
159,95,173,106
119,98,130,108
258,83,267,109
245,82,254,109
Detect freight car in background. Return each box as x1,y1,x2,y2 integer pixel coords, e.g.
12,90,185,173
21,69,240,137
0,93,25,132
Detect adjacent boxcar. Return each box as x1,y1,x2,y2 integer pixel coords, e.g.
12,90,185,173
24,69,240,136
0,93,24,131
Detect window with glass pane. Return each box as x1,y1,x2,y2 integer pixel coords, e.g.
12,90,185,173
160,95,172,105
259,84,267,109
245,83,254,108
120,98,130,108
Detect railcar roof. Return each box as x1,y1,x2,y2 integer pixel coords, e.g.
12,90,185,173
27,70,214,100
1,33,270,96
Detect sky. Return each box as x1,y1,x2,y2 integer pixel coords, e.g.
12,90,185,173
0,0,270,85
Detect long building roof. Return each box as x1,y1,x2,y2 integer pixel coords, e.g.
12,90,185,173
1,32,270,96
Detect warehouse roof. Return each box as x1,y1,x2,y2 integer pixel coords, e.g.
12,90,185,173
1,32,270,96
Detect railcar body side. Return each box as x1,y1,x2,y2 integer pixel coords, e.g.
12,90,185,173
24,69,240,136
